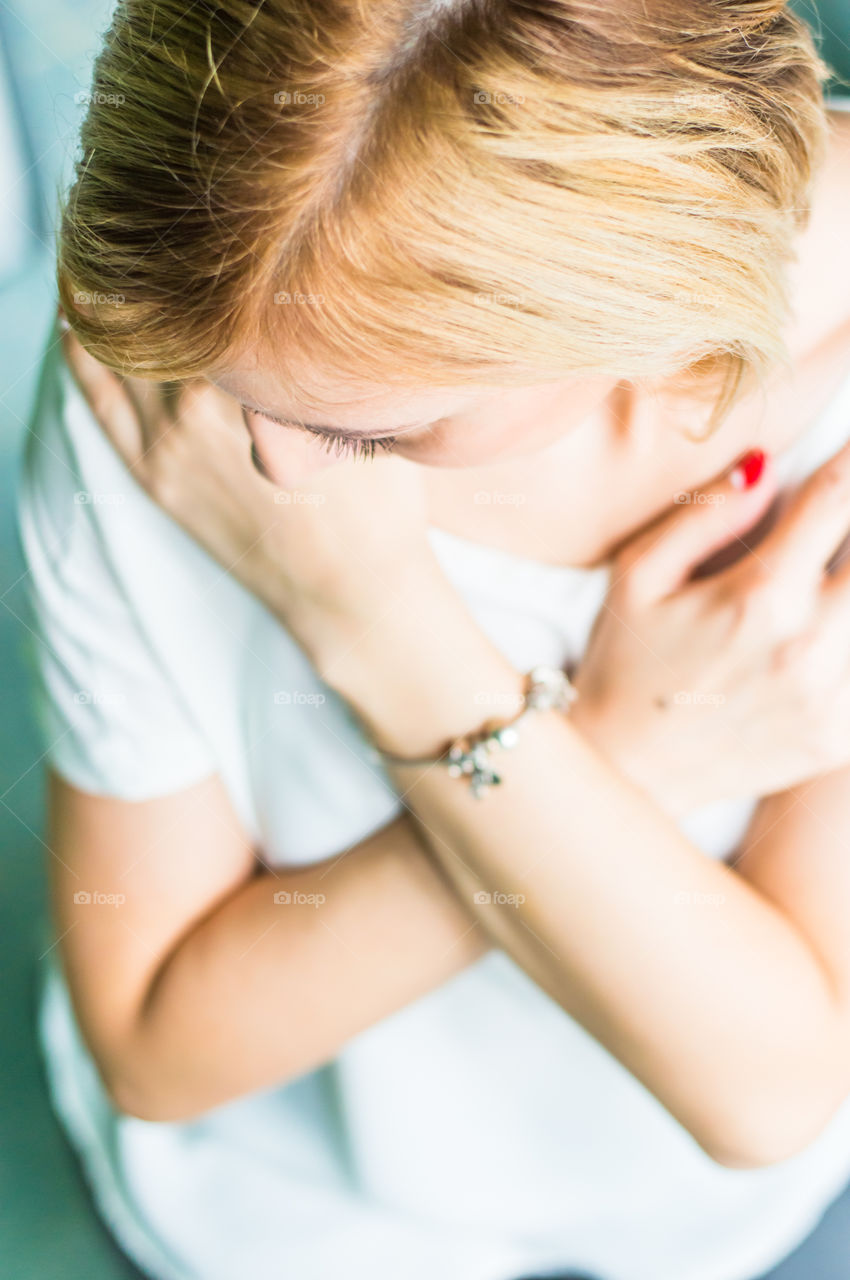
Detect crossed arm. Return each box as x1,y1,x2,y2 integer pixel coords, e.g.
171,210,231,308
50,627,850,1174
320,589,850,1173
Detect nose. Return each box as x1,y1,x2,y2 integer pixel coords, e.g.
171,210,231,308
243,409,341,488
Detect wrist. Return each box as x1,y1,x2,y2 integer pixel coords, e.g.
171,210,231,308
311,568,524,758
568,699,694,819
263,543,441,668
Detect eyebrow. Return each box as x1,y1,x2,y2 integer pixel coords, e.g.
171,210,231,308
240,403,423,439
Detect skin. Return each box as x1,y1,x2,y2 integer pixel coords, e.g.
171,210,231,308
215,112,850,569
48,111,850,1171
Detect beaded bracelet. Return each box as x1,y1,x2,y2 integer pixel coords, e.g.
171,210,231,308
375,664,578,798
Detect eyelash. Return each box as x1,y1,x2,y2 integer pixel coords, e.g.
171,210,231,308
256,411,398,461
303,426,399,461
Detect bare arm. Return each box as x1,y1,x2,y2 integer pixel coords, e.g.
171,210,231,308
732,761,850,1015
46,767,488,1122
314,542,850,1173
382,673,848,1172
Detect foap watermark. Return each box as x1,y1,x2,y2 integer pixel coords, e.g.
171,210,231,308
273,489,326,505
673,490,725,505
473,890,526,907
73,290,125,306
273,291,324,305
74,490,126,506
273,890,326,907
673,890,726,907
473,89,526,106
673,691,726,707
473,490,526,505
273,90,326,106
73,890,126,907
273,691,326,706
73,689,127,708
674,290,723,308
473,291,525,308
669,90,721,113
74,89,125,107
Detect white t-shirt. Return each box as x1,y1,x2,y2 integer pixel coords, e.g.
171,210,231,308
17,334,850,1280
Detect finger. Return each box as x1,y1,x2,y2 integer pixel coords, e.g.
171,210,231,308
60,328,146,468
748,433,850,585
613,449,776,603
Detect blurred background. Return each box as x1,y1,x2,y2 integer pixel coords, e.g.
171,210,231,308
0,3,848,1278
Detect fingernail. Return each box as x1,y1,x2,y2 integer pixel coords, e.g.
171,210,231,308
730,448,766,489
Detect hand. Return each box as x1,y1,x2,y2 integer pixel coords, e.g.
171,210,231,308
570,443,850,816
60,325,437,662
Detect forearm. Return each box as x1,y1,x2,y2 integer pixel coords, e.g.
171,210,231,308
731,762,850,1025
112,815,488,1121
399,714,848,1165
317,571,850,1167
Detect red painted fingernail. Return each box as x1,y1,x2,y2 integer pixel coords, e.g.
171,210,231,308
730,448,766,489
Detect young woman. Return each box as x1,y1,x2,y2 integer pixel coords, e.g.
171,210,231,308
17,2,850,1278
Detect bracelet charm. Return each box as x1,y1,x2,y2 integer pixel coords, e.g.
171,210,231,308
446,722,521,797
377,663,577,798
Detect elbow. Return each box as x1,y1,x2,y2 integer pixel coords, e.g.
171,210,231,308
102,1053,308,1124
100,1052,215,1124
86,1038,174,1123
104,1070,195,1124
702,1092,840,1172
708,1141,800,1173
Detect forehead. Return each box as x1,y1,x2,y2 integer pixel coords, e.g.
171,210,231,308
211,351,493,429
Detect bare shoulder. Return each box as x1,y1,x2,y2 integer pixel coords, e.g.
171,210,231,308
783,107,850,361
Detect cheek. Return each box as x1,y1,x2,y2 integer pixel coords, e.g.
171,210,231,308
246,413,341,487
394,421,513,468
395,385,612,469
395,417,550,468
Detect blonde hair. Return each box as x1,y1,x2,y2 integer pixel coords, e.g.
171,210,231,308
58,0,832,431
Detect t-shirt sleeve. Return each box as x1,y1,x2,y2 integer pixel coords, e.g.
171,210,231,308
15,343,219,801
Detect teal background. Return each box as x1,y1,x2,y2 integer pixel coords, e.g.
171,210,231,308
1,7,148,1276
0,4,848,1278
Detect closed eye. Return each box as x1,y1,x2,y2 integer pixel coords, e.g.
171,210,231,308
250,408,398,462
300,423,398,461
